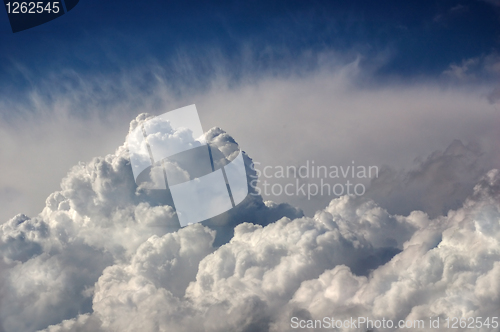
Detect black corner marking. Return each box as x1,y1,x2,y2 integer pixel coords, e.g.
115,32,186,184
4,0,79,33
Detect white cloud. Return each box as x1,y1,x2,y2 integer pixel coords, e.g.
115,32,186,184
0,55,499,332
0,120,304,331
36,168,500,332
58,195,414,331
273,170,500,331
442,53,500,104
1,116,499,331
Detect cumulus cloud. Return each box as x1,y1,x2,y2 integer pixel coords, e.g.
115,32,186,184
34,167,500,332
3,116,497,332
0,119,302,332
273,169,500,331
39,194,418,332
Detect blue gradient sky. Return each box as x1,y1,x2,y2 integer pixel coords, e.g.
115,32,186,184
0,0,499,95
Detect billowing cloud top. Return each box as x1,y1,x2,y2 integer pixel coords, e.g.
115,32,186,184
0,115,499,332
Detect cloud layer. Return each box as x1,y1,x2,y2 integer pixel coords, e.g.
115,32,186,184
0,116,499,331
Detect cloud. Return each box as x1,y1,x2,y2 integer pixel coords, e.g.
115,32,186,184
273,170,500,331
433,4,469,24
442,53,500,104
443,53,500,81
365,139,491,218
41,194,417,332
1,111,500,331
0,120,302,332
0,54,499,332
36,168,500,332
0,213,113,331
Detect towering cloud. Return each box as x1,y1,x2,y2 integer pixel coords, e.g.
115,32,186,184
1,116,499,332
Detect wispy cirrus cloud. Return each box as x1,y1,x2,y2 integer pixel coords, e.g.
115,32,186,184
1,51,500,222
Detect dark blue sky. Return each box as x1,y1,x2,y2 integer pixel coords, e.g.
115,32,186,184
0,0,499,96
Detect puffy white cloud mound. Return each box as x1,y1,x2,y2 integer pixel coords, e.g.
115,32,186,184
0,115,301,332
272,169,500,331
41,194,421,332
1,114,499,332
42,170,500,332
